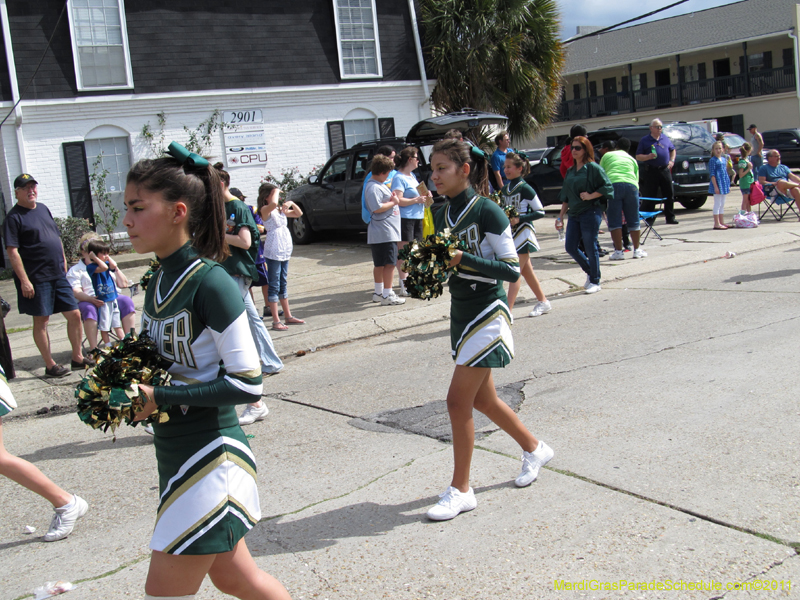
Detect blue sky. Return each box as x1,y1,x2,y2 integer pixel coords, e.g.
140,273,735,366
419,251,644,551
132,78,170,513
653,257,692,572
558,0,733,40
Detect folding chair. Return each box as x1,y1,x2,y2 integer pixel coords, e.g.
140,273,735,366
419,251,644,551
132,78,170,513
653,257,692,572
759,184,800,222
638,196,664,244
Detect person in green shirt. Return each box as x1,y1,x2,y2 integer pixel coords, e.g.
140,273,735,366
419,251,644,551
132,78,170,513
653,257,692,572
738,142,755,212
556,136,614,294
599,137,646,260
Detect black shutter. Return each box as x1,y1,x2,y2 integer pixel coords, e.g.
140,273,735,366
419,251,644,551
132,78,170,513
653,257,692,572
764,51,773,70
378,117,395,138
327,121,345,155
63,142,94,224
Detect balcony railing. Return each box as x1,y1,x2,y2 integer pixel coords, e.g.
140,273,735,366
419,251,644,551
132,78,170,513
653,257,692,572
557,67,796,122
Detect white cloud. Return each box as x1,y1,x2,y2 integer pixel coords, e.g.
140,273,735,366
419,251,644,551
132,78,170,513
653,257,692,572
558,0,733,39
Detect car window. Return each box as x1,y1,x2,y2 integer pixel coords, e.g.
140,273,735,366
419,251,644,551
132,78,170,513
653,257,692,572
352,150,371,181
322,155,350,184
664,124,714,155
763,133,778,146
723,134,746,147
778,133,796,144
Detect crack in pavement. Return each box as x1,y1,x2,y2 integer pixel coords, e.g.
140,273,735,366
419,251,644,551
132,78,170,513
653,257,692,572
708,553,799,599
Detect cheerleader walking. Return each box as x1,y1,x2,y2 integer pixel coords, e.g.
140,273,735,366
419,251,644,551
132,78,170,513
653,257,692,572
500,153,552,316
124,143,291,600
426,140,553,522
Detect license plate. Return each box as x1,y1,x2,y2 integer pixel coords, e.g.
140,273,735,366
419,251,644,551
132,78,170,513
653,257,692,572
693,162,707,171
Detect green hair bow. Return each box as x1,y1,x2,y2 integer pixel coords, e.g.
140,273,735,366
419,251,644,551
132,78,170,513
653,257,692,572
167,142,209,169
470,145,489,161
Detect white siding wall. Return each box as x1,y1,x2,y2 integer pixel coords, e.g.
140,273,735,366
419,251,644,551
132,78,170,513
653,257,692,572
1,81,431,218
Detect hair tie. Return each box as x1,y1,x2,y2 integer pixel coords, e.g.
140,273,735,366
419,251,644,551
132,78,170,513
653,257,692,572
517,152,528,161
167,141,209,169
470,146,489,161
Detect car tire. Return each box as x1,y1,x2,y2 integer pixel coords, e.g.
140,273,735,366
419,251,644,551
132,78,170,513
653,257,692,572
289,209,315,244
679,196,707,210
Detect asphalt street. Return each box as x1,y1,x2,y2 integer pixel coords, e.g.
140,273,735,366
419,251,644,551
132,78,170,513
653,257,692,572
1,200,798,599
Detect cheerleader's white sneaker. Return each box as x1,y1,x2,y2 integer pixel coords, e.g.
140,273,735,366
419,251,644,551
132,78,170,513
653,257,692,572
238,403,269,425
515,441,554,487
44,495,88,542
426,486,477,521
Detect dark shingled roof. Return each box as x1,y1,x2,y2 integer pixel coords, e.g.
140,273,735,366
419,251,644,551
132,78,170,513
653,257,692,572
563,0,796,74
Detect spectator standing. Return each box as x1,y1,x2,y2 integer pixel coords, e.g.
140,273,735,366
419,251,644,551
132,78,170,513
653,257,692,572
748,124,764,171
737,142,755,212
85,239,125,346
599,138,646,259
366,155,405,306
708,141,731,229
258,182,305,330
490,131,513,191
636,119,679,224
361,145,397,226
391,147,431,296
557,137,613,295
3,174,92,376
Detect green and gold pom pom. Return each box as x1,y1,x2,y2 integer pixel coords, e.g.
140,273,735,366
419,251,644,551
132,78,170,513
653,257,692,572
398,230,468,300
140,259,161,291
75,330,171,435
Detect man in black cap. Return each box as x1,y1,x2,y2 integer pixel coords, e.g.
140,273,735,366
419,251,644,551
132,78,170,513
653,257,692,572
747,124,764,172
3,174,92,377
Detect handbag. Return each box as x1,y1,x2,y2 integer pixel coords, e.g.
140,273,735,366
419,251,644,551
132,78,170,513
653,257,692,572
733,211,759,228
0,296,9,319
422,206,435,238
749,181,765,205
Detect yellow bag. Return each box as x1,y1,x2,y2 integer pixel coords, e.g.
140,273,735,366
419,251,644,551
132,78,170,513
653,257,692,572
422,206,434,238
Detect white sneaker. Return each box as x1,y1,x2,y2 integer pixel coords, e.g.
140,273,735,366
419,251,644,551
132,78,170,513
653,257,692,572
142,423,154,435
529,300,552,317
515,441,554,487
584,275,591,289
44,495,88,542
585,283,601,294
633,248,648,259
238,402,269,425
372,293,383,303
381,291,406,306
399,286,411,297
609,250,625,261
426,486,477,521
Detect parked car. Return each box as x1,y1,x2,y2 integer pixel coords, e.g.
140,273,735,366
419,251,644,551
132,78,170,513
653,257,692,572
716,132,747,161
518,147,553,166
761,128,800,167
526,122,715,210
287,110,507,244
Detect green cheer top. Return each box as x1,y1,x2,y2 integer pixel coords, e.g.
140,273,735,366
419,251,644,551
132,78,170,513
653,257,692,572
559,161,614,217
219,198,259,280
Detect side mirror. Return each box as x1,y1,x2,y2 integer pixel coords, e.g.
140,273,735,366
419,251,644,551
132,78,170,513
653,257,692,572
308,175,319,184
541,157,549,165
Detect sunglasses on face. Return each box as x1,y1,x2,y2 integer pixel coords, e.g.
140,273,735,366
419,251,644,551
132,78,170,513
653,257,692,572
571,146,583,151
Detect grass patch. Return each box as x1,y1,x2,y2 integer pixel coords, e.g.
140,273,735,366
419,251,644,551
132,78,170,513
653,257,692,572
0,268,13,281
7,326,32,334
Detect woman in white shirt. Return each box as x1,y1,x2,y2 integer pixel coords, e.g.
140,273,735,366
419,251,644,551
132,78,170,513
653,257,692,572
258,183,305,331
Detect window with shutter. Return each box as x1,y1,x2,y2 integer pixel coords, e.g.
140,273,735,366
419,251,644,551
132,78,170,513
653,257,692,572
378,118,395,138
327,121,346,156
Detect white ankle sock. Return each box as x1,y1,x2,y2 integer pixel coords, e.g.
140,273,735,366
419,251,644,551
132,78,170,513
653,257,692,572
382,288,392,298
58,495,76,510
374,283,383,295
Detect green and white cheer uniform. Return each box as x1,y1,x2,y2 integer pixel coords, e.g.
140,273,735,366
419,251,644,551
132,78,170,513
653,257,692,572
142,242,263,556
501,177,544,254
0,365,16,417
434,187,520,368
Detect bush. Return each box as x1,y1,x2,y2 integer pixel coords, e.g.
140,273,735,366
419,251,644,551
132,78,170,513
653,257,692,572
262,165,322,202
55,217,93,263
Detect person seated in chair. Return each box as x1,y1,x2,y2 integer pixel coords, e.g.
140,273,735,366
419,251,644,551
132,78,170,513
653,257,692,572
758,150,800,203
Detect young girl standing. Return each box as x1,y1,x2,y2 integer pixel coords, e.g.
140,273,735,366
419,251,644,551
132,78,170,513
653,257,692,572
124,144,291,600
709,141,731,229
738,142,755,212
426,140,553,521
500,153,552,317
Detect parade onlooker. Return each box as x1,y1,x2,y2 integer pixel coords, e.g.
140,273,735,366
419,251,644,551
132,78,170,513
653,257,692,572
757,150,800,203
560,124,587,179
366,155,405,306
738,142,755,211
500,152,552,316
490,130,513,191
391,147,432,296
124,147,291,600
67,234,135,351
557,136,613,294
636,119,679,224
258,182,305,331
426,139,552,521
85,239,125,346
599,137,646,259
361,145,397,225
3,174,92,376
748,124,764,171
709,141,731,229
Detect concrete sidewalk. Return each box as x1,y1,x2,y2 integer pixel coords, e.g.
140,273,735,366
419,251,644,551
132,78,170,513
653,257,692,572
4,196,800,417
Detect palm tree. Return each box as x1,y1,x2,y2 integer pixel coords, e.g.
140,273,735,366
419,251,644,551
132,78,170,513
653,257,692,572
420,0,564,140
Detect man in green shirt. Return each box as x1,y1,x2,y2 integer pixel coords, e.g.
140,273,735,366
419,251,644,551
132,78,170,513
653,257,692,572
599,138,646,260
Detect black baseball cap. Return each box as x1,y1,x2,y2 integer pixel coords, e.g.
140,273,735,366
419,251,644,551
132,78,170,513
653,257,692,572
229,187,246,200
14,173,38,189
747,124,757,130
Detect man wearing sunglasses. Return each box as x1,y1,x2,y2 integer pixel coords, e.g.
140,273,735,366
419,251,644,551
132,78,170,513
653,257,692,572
636,119,679,224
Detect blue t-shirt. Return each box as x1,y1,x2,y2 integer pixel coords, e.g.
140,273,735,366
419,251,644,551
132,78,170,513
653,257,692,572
391,172,424,219
707,156,731,195
636,134,675,168
361,170,397,224
490,148,514,188
758,163,791,182
86,263,118,302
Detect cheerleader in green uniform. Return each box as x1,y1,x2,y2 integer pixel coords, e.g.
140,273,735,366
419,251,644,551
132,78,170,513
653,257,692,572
426,140,554,522
500,153,552,316
124,143,291,600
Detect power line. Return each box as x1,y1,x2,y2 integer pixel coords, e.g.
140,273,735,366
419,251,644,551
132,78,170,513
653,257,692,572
564,0,690,44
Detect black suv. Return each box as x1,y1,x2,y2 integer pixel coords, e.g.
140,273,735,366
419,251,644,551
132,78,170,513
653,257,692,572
288,110,507,244
761,129,800,167
526,122,714,210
